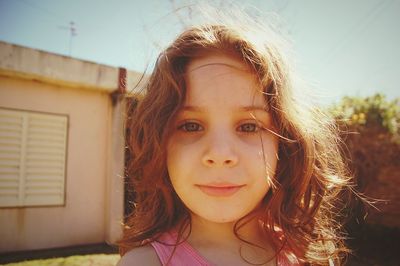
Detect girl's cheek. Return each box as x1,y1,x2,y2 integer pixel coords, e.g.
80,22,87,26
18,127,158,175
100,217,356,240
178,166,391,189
169,132,203,147
240,132,277,147
240,135,263,146
169,130,278,152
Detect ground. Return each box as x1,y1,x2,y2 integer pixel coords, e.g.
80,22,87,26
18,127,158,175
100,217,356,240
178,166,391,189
1,225,399,265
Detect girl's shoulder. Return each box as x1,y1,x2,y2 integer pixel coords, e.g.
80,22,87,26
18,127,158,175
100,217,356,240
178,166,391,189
117,245,161,266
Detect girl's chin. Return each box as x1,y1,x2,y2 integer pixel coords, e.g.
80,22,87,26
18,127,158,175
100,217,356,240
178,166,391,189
190,211,249,224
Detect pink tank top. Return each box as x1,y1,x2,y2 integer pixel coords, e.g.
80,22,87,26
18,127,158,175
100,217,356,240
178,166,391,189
150,231,301,266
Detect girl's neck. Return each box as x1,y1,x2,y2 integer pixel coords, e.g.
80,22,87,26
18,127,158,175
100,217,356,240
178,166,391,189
188,214,265,246
182,214,276,265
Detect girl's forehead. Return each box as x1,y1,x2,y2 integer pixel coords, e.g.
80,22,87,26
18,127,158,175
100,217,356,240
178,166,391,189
185,53,258,90
186,53,250,74
184,53,266,108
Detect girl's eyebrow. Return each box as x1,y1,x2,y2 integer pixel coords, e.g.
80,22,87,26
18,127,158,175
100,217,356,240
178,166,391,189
181,105,269,113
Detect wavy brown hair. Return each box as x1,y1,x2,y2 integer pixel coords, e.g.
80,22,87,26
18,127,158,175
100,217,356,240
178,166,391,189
119,11,352,265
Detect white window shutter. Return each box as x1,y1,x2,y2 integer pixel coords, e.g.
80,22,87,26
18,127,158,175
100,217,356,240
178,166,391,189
0,110,23,207
0,108,68,207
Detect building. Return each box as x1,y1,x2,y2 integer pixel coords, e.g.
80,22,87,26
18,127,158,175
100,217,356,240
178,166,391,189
0,41,141,253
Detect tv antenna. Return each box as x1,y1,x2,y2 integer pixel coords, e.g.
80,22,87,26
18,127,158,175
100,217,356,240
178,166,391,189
58,21,77,56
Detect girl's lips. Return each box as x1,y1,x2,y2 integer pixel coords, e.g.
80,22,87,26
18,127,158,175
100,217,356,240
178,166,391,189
196,184,245,197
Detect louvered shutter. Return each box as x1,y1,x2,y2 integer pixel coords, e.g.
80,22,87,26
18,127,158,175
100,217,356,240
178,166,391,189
0,108,68,207
0,109,22,206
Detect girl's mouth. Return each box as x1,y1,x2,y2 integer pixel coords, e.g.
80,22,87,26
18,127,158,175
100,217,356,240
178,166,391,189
196,184,245,197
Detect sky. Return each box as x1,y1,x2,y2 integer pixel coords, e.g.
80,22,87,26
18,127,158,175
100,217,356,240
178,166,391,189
0,0,399,104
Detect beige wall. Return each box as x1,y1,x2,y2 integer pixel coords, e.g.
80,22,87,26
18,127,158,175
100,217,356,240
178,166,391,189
0,76,113,252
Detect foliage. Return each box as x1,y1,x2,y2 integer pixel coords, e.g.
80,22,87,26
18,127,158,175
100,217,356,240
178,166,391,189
2,254,119,266
329,93,400,139
329,93,400,226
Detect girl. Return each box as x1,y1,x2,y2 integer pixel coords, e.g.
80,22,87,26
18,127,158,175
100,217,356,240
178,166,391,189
118,8,351,266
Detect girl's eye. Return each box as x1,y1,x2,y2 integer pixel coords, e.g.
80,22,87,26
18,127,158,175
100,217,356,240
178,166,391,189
178,122,204,132
238,123,260,133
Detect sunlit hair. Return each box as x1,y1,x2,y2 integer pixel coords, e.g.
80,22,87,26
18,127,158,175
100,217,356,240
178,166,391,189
119,8,351,265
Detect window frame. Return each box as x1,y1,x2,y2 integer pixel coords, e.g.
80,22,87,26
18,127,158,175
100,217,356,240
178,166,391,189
0,107,69,208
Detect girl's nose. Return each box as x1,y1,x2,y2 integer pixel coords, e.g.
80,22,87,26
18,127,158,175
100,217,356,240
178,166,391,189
201,132,239,167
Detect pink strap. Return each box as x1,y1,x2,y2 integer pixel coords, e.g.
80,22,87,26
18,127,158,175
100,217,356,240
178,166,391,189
150,231,301,265
150,231,212,266
277,251,302,266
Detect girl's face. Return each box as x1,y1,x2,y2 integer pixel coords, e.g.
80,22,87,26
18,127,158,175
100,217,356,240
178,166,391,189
167,53,279,224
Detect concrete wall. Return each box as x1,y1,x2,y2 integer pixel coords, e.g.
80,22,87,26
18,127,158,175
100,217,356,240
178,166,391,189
0,41,141,252
0,76,111,251
0,41,118,92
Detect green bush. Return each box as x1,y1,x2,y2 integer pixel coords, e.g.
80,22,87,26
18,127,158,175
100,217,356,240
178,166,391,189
329,93,400,228
330,93,399,140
